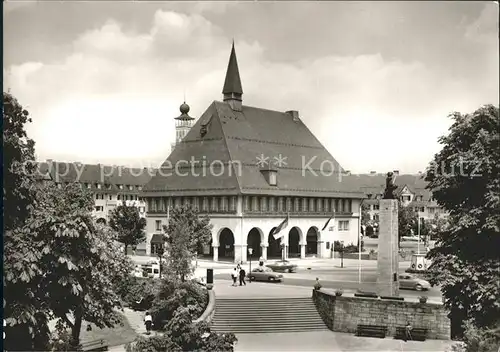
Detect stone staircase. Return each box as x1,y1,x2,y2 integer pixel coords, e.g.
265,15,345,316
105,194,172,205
211,297,328,333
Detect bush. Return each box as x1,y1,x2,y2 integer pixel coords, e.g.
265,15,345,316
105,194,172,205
150,279,208,330
116,275,161,307
125,311,237,352
344,243,358,253
450,320,500,352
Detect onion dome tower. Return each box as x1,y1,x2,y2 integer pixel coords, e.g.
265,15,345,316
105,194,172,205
171,101,195,152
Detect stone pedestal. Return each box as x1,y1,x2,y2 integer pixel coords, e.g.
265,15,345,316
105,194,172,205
300,244,306,259
212,246,219,262
377,199,399,296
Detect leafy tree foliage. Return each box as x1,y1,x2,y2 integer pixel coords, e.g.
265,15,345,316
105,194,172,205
398,202,416,243
109,203,147,254
425,105,500,333
3,92,38,232
3,92,47,350
126,308,237,352
5,183,134,349
163,205,212,281
451,320,500,352
150,279,208,329
164,205,212,254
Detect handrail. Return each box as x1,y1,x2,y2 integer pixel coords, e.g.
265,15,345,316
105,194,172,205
193,289,216,324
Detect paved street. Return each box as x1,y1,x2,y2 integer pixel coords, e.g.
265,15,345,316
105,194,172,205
234,331,454,352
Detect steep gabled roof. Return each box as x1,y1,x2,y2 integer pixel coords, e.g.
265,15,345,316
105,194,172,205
143,101,364,198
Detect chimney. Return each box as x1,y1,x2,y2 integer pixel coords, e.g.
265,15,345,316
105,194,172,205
286,110,300,122
393,170,399,175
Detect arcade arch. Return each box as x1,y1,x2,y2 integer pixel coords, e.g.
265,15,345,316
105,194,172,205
218,228,235,261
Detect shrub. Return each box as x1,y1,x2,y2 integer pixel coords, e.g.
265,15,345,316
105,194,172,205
116,275,161,307
125,311,237,352
450,320,500,352
150,279,208,330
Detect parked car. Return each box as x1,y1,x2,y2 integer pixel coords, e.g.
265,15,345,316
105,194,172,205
265,260,298,273
247,267,283,282
398,274,431,291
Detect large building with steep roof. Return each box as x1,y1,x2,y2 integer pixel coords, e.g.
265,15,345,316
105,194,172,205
142,43,365,262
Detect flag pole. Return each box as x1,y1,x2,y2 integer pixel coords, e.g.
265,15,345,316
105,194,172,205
358,200,364,284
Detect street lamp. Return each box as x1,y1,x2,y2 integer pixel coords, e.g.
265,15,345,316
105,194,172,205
248,248,254,283
157,244,165,279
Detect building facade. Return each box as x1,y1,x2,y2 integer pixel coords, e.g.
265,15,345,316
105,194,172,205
142,43,365,263
39,160,153,251
352,171,448,223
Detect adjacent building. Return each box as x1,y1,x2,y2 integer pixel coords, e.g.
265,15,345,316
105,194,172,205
38,160,153,252
350,171,448,223
142,43,365,263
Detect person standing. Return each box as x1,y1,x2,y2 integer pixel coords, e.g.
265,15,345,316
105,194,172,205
144,312,153,335
404,321,413,342
259,256,264,267
231,267,238,286
239,267,246,286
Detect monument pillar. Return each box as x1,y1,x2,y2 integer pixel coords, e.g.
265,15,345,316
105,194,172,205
377,199,399,296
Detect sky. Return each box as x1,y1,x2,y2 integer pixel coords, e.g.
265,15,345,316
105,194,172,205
4,1,499,173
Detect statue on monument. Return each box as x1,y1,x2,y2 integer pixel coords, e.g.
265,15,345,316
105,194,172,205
382,172,398,200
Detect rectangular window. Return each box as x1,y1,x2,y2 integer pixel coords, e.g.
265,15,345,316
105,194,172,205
294,198,300,212
286,198,292,212
202,197,208,212
109,195,112,200
334,199,340,213
373,204,379,210
211,197,218,212
278,197,284,212
347,199,352,212
374,214,379,221
317,198,323,212
420,207,425,212
155,220,162,231
230,196,236,212
309,198,315,212
244,196,250,212
339,220,350,231
269,197,276,212
428,207,435,214
184,197,190,206
302,198,308,212
261,197,268,212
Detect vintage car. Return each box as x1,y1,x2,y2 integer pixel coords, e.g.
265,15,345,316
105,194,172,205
398,274,431,291
247,267,284,282
265,260,298,273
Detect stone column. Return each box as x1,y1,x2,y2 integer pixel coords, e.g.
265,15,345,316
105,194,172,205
212,246,219,262
300,244,306,259
377,199,399,296
234,244,247,264
260,243,268,261
317,240,324,258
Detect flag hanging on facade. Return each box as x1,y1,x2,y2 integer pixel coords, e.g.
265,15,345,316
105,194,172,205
272,214,289,239
322,212,336,231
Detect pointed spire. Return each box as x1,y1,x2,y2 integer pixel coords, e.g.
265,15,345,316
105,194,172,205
222,41,243,95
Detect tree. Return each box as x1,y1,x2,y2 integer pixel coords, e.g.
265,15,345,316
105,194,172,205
164,205,213,255
398,201,417,246
3,92,46,350
109,203,147,254
162,205,212,281
5,183,134,349
3,92,38,232
425,105,500,335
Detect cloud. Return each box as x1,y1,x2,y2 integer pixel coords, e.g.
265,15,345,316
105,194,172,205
4,7,499,173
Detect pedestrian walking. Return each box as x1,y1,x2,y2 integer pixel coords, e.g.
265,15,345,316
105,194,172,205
239,267,246,286
259,256,264,267
231,267,238,286
144,311,153,335
403,321,412,342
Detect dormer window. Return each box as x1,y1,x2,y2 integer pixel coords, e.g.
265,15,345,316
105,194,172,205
260,167,278,186
118,184,123,190
96,183,101,189
138,186,143,191
128,185,133,191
